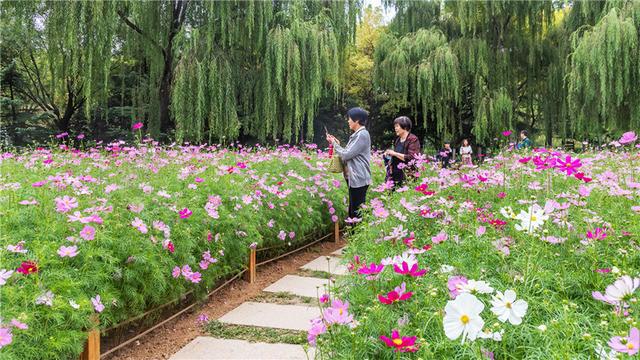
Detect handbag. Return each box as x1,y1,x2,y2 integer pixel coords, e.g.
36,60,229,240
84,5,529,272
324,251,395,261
328,154,344,173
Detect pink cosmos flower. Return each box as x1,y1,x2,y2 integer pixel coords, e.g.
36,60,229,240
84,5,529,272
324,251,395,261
131,217,148,234
91,295,105,313
357,263,385,275
179,208,192,219
619,131,637,145
55,196,78,213
608,327,639,355
0,269,14,286
6,241,27,254
502,130,512,137
77,133,85,140
58,245,78,258
380,329,418,353
448,276,468,298
497,192,506,199
322,299,354,325
132,122,143,130
319,294,330,303
393,262,428,277
10,319,28,330
0,327,12,349
431,231,448,244
331,215,338,222
79,225,96,241
188,272,202,283
172,266,181,278
307,317,327,346
476,226,486,237
278,231,287,241
56,132,69,139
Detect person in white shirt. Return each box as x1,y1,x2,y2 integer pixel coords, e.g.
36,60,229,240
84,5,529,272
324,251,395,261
460,138,473,166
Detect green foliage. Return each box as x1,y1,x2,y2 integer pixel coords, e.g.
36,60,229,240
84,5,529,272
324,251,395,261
315,149,640,359
0,144,347,359
568,5,640,137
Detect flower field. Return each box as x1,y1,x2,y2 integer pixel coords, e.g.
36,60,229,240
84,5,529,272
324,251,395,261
0,142,346,359
311,143,640,358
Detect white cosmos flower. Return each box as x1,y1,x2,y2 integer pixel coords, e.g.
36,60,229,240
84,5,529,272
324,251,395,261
514,204,548,233
605,275,640,302
460,279,494,295
595,343,620,360
490,290,528,325
439,264,455,274
477,329,503,341
500,206,517,219
443,293,485,343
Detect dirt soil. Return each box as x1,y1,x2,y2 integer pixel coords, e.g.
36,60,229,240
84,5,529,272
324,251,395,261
106,238,345,360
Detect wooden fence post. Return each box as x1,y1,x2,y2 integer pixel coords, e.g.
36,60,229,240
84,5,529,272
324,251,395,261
244,248,256,283
79,316,100,360
333,220,340,243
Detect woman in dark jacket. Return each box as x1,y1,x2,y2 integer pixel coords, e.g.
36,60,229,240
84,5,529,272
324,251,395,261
383,116,421,188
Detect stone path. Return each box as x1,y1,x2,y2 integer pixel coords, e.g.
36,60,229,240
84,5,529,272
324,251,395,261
170,246,345,360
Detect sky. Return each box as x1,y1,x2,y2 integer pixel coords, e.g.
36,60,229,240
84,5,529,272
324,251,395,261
362,0,397,24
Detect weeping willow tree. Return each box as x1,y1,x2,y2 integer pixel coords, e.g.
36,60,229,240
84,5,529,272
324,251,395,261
3,0,358,143
375,28,460,140
375,0,555,145
170,1,358,143
1,0,118,132
567,3,640,138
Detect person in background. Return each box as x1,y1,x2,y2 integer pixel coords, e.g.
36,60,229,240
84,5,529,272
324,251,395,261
438,141,453,168
384,116,421,188
326,107,371,221
516,130,532,150
460,138,473,166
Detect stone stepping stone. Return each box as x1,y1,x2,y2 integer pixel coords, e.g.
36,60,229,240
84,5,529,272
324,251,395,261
218,302,320,331
331,247,346,256
263,275,330,298
300,256,347,275
170,337,314,360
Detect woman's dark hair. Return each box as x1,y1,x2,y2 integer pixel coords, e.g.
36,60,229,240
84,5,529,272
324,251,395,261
462,138,469,145
520,130,528,137
347,107,368,126
393,116,412,131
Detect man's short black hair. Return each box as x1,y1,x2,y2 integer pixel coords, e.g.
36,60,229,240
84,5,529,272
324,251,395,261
347,107,368,126
521,130,528,137
393,116,412,131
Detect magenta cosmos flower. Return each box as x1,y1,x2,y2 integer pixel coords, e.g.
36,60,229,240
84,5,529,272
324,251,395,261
393,261,428,277
555,155,582,176
609,327,639,355
357,263,384,275
179,208,192,219
132,122,143,130
380,329,418,352
379,283,413,305
502,130,512,137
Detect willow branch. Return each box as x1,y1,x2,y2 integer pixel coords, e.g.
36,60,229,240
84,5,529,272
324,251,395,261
117,9,167,59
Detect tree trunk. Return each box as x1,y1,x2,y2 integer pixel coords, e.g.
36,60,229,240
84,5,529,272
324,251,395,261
158,58,173,137
9,83,17,125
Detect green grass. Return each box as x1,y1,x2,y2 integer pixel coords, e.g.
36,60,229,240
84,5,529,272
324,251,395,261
206,321,307,345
